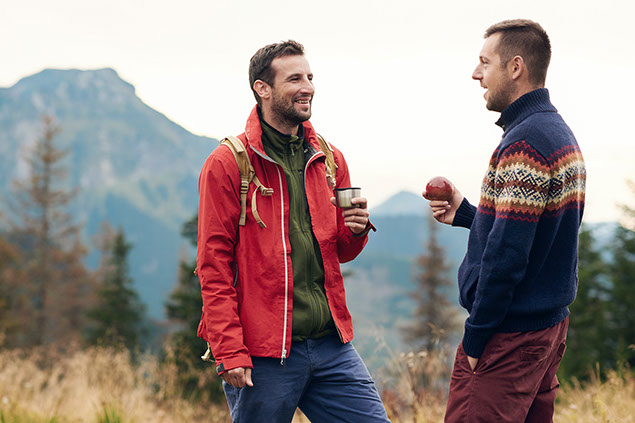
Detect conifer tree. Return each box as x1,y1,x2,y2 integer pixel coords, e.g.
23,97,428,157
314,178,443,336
86,223,145,350
403,215,461,351
609,183,635,369
165,215,223,402
0,234,25,346
7,116,91,346
559,224,611,379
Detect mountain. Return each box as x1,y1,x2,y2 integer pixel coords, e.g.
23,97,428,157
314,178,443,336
371,190,428,217
0,68,218,318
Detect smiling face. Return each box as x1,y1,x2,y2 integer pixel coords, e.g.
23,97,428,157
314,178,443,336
263,54,314,132
472,32,516,112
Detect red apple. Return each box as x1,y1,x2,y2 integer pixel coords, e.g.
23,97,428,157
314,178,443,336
425,176,454,201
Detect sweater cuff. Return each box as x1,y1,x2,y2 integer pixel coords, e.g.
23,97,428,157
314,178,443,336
452,198,476,229
461,328,493,358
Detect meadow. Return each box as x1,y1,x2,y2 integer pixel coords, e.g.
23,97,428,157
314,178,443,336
0,346,632,423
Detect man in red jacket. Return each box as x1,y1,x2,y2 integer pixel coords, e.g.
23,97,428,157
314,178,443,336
197,40,389,422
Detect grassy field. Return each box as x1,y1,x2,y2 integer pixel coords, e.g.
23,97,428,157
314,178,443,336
0,346,632,423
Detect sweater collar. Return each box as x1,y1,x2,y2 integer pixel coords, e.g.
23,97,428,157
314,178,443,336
259,115,305,156
495,88,557,132
243,105,321,155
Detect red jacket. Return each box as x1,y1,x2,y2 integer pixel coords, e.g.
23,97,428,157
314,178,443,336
196,106,370,373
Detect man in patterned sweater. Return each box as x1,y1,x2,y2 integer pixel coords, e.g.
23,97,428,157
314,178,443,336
425,19,586,422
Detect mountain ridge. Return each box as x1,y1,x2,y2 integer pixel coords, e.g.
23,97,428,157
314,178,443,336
0,68,218,318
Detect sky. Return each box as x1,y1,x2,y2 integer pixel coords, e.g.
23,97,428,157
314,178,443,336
2,0,634,223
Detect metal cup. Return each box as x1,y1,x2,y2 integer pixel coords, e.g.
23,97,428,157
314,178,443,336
334,187,362,209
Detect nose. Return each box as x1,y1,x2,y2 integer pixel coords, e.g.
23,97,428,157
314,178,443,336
301,77,314,95
472,65,482,81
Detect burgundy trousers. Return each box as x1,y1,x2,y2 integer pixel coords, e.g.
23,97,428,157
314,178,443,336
445,317,568,423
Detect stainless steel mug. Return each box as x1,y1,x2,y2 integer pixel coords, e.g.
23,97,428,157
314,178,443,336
334,187,362,209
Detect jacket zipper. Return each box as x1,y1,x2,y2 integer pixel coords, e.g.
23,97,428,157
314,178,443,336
251,145,289,365
304,148,344,343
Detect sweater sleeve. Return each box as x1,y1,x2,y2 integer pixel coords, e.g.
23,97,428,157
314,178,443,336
462,140,551,358
452,197,477,229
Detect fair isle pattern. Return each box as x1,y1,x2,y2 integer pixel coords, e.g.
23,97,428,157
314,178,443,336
478,141,585,221
545,145,586,217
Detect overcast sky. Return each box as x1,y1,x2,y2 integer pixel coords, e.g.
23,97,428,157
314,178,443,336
2,0,634,223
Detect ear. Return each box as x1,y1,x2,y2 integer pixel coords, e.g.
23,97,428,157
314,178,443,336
508,56,525,81
253,80,271,102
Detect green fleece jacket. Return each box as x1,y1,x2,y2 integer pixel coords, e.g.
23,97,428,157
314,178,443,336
260,119,334,341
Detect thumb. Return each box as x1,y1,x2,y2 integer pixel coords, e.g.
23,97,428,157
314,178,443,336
245,368,254,387
330,197,336,206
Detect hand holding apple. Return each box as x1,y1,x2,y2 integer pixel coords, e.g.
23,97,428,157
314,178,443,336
422,176,463,226
424,176,454,201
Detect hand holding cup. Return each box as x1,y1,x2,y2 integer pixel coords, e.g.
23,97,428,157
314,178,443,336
331,187,369,234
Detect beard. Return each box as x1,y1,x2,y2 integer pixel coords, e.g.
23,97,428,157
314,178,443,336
486,78,515,112
270,91,312,126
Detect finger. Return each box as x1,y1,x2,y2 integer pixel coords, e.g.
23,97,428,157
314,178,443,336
350,197,368,209
235,373,246,388
428,200,449,207
245,368,254,387
330,197,336,206
342,207,370,217
344,215,369,226
226,369,246,388
430,206,450,212
346,222,366,234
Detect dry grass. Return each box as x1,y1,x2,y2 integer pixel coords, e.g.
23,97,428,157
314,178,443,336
0,346,229,422
555,368,635,423
0,346,633,422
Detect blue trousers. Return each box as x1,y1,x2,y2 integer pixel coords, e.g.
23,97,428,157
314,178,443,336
222,333,390,422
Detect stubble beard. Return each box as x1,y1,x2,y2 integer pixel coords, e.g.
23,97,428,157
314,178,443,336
486,78,515,113
271,92,312,127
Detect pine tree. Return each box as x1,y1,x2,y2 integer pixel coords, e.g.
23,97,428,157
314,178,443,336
559,224,612,380
164,214,223,402
609,182,635,369
0,234,26,346
403,215,461,351
6,116,92,346
86,223,145,350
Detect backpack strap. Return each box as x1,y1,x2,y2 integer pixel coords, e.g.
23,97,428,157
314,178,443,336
220,136,273,228
316,134,338,190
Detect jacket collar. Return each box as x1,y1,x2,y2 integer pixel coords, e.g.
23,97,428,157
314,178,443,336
243,105,321,155
495,88,557,133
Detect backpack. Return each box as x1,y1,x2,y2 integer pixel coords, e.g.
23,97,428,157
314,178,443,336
220,134,338,229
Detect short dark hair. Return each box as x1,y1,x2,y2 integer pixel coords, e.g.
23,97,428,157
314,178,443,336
248,40,305,105
485,19,551,86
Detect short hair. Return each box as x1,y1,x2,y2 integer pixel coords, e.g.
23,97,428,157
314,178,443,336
485,19,551,86
248,40,305,105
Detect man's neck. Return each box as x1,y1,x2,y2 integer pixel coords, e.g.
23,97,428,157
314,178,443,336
506,83,542,110
259,108,300,136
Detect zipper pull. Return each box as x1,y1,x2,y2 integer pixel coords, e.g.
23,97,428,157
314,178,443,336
280,349,287,367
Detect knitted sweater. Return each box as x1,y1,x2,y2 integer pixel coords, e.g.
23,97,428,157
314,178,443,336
453,88,586,358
